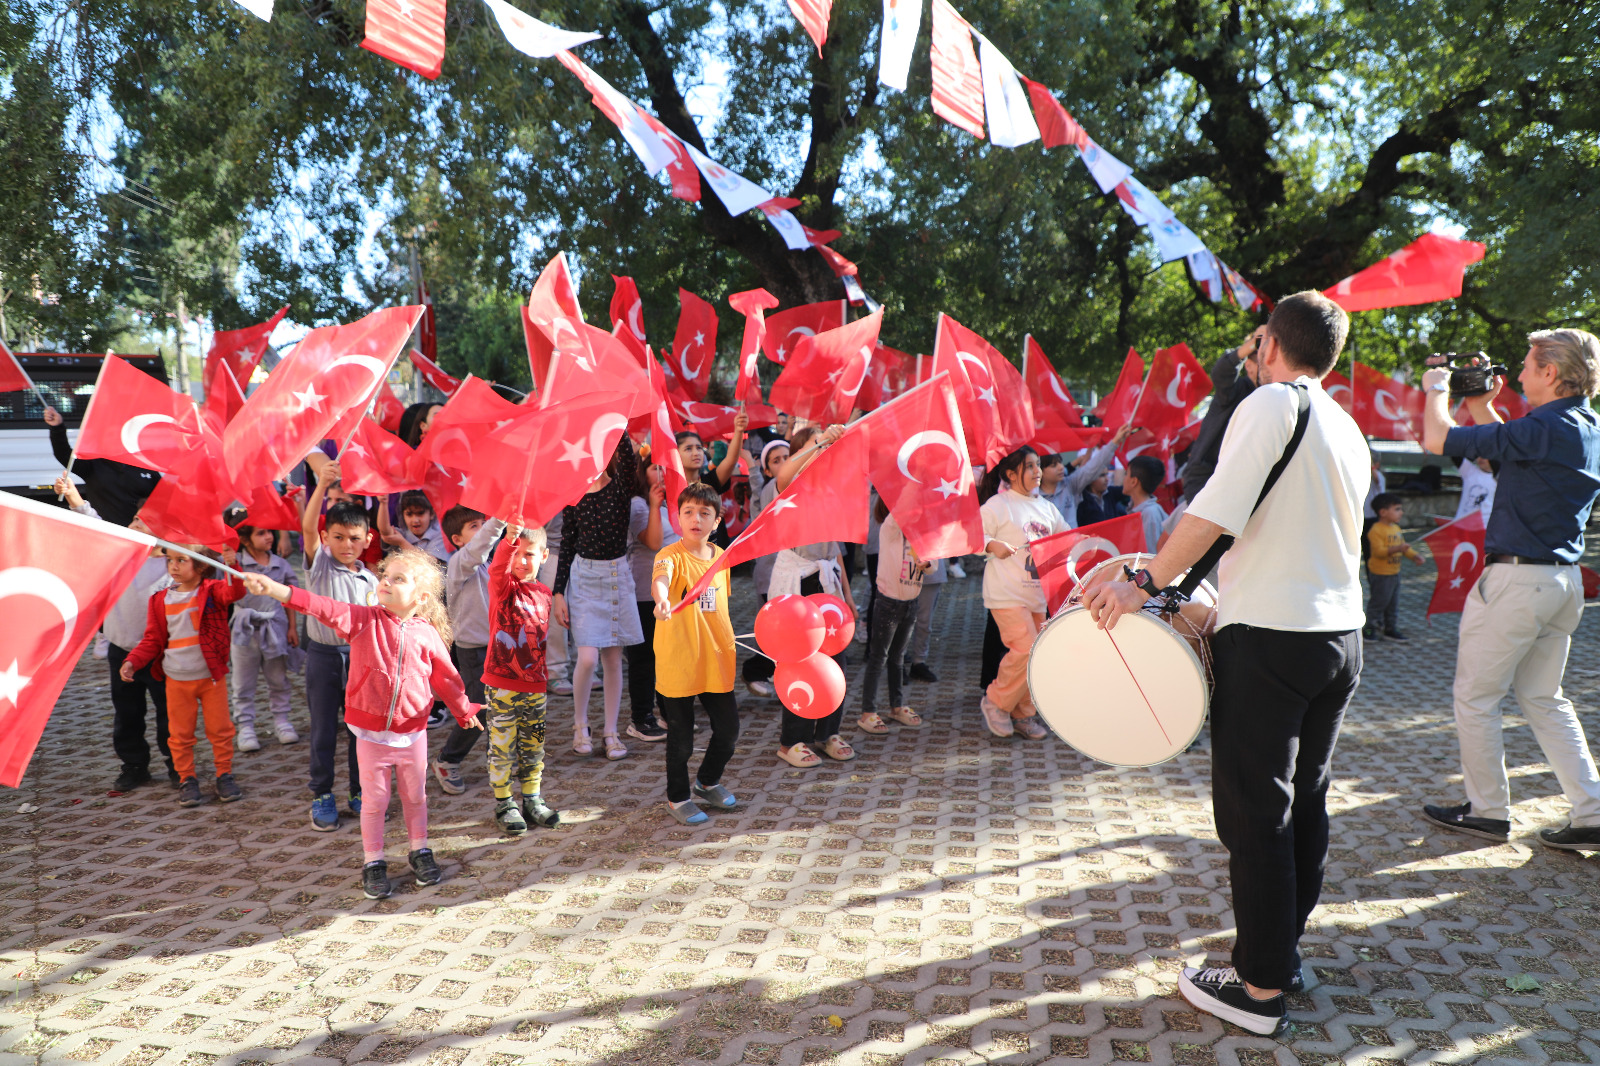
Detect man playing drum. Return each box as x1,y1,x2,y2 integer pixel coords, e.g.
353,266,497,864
1088,291,1369,1036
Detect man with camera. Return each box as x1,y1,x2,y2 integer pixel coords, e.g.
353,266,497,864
1419,329,1600,851
1088,291,1369,1035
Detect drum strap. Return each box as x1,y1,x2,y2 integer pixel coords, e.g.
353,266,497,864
1174,383,1311,601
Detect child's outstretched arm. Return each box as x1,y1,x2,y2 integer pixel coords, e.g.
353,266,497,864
652,568,674,621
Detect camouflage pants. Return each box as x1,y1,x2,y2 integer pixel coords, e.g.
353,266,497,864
485,687,546,800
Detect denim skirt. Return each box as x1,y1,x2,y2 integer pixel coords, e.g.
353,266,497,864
568,555,644,648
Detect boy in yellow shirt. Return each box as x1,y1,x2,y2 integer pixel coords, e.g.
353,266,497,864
1365,493,1422,641
652,482,740,826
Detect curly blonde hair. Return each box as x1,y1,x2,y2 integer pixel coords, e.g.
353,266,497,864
380,547,453,645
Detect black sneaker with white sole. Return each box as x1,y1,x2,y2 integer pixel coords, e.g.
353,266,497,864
1538,822,1600,851
409,848,442,887
362,860,391,899
626,719,668,742
1178,966,1286,1036
1421,801,1510,842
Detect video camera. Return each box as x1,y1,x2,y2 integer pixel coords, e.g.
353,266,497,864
1424,351,1508,398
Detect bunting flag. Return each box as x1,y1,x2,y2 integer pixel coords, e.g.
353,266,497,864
770,309,884,424
1094,347,1145,430
669,288,719,401
976,34,1039,148
878,0,922,92
482,0,600,58
729,288,780,403
1351,362,1424,441
1325,233,1488,313
684,141,776,217
361,0,447,80
1078,138,1132,193
1029,512,1147,614
0,336,33,393
410,348,462,396
558,51,679,176
1114,178,1207,262
1021,77,1087,149
75,355,210,474
862,374,983,558
0,493,157,786
929,0,985,138
787,0,831,55
762,205,814,251
1187,250,1225,303
635,109,701,201
1137,343,1211,437
762,301,847,364
1221,259,1271,311
1421,510,1484,617
230,0,273,20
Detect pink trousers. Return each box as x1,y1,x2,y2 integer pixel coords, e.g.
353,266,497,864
356,737,430,862
986,607,1045,718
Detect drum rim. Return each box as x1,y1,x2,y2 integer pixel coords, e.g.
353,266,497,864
1025,603,1211,768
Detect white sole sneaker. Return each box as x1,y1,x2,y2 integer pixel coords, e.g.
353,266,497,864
236,727,261,752
1177,969,1285,1036
979,697,1014,738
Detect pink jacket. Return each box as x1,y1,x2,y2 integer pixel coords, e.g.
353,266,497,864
287,588,479,734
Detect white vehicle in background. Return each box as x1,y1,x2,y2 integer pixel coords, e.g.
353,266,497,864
0,352,170,501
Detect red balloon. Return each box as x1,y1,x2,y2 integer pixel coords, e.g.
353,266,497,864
774,653,847,719
755,594,826,663
807,593,855,656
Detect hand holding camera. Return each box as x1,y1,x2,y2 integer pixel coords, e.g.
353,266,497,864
1424,351,1507,398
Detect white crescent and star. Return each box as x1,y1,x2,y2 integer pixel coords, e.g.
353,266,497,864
1165,367,1188,408
0,566,81,664
120,413,178,464
587,414,630,470
1064,538,1118,578
626,301,646,342
292,384,326,412
838,349,873,398
327,354,387,395
784,680,815,711
896,431,965,484
1452,541,1480,572
1373,389,1405,423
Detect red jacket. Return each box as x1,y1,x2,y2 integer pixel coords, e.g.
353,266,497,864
287,587,479,734
483,536,551,694
125,577,246,682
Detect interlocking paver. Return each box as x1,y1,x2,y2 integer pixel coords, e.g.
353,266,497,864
1,563,1598,1065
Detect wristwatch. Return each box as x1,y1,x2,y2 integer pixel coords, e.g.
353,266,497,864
1427,381,1450,393
1123,565,1161,597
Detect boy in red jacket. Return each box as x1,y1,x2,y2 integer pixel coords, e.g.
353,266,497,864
121,546,247,808
244,546,482,900
484,526,557,835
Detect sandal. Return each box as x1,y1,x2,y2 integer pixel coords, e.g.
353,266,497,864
777,743,821,768
857,712,890,735
572,726,592,756
822,735,857,761
886,706,923,727
603,734,628,761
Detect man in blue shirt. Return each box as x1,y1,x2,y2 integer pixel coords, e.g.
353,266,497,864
1420,329,1600,851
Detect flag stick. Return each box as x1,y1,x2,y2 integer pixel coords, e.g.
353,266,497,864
151,538,249,581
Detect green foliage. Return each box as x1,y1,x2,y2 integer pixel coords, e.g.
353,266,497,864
433,286,531,389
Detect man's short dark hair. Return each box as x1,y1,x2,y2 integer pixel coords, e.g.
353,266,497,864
1128,455,1165,495
325,500,370,533
1039,452,1065,471
1371,492,1402,513
398,490,433,516
1266,291,1349,376
678,482,722,512
441,505,485,543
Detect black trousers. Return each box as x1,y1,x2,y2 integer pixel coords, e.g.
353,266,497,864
660,690,740,803
439,644,488,765
1209,623,1361,989
109,644,171,775
626,602,662,726
860,595,916,716
980,612,1005,689
305,639,360,798
742,594,772,684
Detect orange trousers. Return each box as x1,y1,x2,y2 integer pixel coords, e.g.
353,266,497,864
986,607,1045,718
166,677,233,779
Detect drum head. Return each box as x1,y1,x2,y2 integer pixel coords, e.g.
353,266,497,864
1027,606,1208,767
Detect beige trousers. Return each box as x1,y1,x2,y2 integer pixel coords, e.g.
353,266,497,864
987,607,1044,718
1453,563,1600,826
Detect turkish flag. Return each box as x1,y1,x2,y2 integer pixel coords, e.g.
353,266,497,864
816,243,858,278
647,357,689,535
857,342,912,410
410,348,461,396
730,288,780,403
1024,335,1085,426
932,313,1033,466
1094,348,1145,430
1032,416,1109,454
929,0,985,138
1421,509,1485,616
558,51,679,177
761,300,846,365
374,379,406,433
1351,362,1424,441
769,309,883,424
610,275,650,365
787,0,831,54
542,322,654,417
461,393,635,529
1030,512,1146,614
673,399,780,442
668,288,719,401
136,464,239,552
521,306,553,396
413,376,523,480
0,336,34,393
200,359,246,435
1020,77,1087,149
76,355,210,474
342,417,422,497
1493,387,1531,421
0,493,156,786
527,252,594,393
636,108,701,201
244,483,303,532
1324,368,1354,413
863,375,983,559
224,306,420,487
671,429,872,613
1325,233,1487,313
203,305,286,391
1138,342,1211,436
361,0,447,79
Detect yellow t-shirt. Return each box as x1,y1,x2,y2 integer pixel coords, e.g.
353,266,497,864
652,540,735,697
1366,520,1418,576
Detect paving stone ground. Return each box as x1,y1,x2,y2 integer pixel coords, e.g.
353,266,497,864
3,561,1600,1066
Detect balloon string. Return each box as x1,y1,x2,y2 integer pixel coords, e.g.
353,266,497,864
734,638,771,662
1101,627,1171,745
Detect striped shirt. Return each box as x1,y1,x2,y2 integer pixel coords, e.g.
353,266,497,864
161,587,210,680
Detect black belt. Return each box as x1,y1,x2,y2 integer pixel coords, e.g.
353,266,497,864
1486,553,1564,566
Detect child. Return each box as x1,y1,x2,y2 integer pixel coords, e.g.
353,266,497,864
1125,455,1169,554
652,483,740,826
231,523,301,750
120,543,247,807
379,490,450,563
1365,492,1422,641
857,502,927,736
57,474,176,792
483,526,559,833
301,461,381,831
624,465,670,742
242,547,483,899
433,506,501,794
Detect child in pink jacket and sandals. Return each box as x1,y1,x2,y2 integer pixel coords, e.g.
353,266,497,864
244,546,482,899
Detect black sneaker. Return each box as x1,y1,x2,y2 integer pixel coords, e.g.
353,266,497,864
215,773,242,803
1361,624,1377,640
1538,823,1600,852
112,766,152,793
409,848,441,887
426,705,449,729
176,776,203,807
522,795,560,828
495,798,528,835
1383,628,1409,642
626,719,668,742
1421,801,1510,842
362,860,391,899
1178,966,1286,1036
909,663,938,683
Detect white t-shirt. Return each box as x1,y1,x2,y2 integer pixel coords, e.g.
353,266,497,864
1186,377,1368,632
980,489,1068,612
1456,459,1497,523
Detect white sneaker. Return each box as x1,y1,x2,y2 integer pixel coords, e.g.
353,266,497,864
236,723,261,752
949,561,968,579
746,680,774,698
979,696,1014,738
274,716,299,744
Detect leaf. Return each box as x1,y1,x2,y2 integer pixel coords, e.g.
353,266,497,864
1506,973,1541,993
